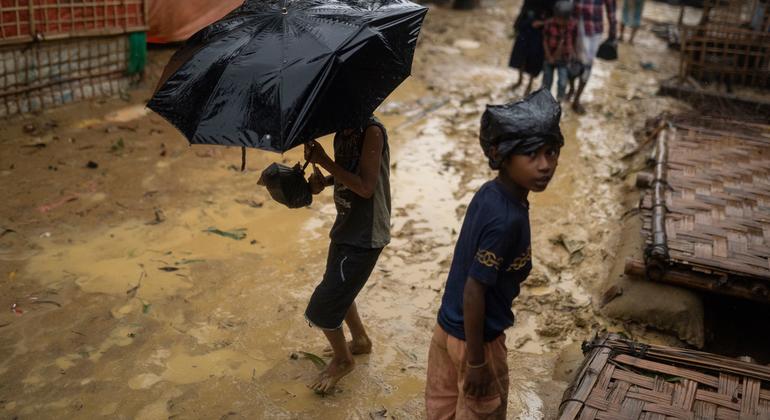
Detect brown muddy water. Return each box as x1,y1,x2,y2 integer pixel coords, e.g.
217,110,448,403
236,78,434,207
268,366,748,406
0,1,705,418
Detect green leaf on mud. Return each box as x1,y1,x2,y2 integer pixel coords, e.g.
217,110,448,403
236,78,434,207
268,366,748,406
110,138,125,153
142,302,151,314
204,227,247,241
176,259,206,265
299,351,327,370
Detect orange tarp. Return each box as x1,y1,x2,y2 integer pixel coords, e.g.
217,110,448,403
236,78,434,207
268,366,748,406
148,0,243,43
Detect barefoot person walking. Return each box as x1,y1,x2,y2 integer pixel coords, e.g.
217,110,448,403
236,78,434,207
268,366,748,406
303,117,391,394
571,0,617,114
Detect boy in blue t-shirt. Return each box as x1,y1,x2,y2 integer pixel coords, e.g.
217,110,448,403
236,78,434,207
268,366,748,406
425,89,563,419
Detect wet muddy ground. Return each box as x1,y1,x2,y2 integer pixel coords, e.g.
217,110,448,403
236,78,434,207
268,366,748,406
1,1,706,418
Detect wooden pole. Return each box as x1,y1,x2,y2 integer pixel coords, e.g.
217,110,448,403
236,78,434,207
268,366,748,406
624,258,770,304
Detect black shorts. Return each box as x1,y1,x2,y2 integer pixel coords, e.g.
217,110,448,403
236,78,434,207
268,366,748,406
305,243,383,330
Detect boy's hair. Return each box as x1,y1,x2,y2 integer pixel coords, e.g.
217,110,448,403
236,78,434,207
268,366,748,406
554,1,573,18
479,89,564,170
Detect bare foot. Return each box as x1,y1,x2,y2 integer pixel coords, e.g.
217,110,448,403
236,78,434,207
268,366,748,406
572,102,587,115
309,358,355,395
322,337,372,357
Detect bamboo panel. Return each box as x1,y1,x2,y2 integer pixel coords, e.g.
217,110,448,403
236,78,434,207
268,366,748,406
0,34,132,116
0,0,147,45
636,117,770,300
560,333,770,419
679,23,770,88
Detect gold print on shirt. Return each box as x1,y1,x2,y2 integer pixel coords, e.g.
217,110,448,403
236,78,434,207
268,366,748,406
507,246,531,272
475,250,503,270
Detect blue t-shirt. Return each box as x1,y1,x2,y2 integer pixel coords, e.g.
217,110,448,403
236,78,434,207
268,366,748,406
437,180,532,342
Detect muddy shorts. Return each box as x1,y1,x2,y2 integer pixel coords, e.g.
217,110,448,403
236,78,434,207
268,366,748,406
425,325,509,420
305,243,383,330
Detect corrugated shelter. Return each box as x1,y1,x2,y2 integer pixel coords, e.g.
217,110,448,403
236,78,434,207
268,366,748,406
627,117,770,303
147,0,242,44
0,0,148,117
559,333,770,418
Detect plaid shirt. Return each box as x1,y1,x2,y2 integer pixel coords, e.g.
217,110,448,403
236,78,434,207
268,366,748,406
573,0,618,37
543,18,577,61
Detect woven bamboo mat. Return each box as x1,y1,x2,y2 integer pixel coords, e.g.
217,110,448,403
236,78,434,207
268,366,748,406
559,333,770,419
640,118,770,282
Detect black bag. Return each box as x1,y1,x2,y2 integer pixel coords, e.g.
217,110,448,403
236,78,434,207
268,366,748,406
567,60,585,79
597,38,618,61
258,162,313,209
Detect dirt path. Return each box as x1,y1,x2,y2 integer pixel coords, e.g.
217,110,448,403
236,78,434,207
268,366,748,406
1,1,698,418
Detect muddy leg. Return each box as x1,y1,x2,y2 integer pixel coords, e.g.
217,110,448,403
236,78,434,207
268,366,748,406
310,328,355,395
566,78,576,101
524,75,534,95
629,27,638,45
512,69,524,90
572,77,588,115
323,303,373,356
344,303,373,354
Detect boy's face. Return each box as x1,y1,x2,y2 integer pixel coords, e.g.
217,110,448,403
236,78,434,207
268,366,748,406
501,144,560,192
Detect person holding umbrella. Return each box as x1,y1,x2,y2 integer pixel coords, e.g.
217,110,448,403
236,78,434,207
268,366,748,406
302,116,390,394
147,0,427,395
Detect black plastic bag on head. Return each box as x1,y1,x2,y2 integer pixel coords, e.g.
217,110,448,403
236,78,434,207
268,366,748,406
258,162,313,209
480,88,564,170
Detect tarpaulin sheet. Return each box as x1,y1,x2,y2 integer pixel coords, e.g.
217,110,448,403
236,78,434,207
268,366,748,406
147,0,243,43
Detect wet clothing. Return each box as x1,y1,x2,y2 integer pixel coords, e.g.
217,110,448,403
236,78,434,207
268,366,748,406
622,0,644,28
508,0,553,77
330,117,391,249
573,0,617,37
437,180,532,343
305,243,383,329
425,324,509,420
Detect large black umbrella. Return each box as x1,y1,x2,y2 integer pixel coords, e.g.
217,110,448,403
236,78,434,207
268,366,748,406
147,0,428,153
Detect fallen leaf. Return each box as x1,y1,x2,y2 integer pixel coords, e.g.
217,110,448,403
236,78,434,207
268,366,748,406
204,227,247,241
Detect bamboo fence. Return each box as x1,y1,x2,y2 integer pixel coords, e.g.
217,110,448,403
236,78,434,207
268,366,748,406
0,0,147,116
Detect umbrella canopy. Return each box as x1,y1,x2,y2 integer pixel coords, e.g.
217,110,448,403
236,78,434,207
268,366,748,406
148,0,428,153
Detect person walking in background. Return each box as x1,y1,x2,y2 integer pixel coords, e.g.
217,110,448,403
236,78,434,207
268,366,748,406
542,1,577,101
508,0,555,94
571,0,617,114
620,0,645,44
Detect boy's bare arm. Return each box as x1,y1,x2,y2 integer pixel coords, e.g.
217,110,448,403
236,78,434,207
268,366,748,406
305,126,384,199
463,277,494,397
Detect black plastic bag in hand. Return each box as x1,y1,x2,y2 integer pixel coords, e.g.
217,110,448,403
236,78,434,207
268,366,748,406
597,38,618,61
258,162,312,209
